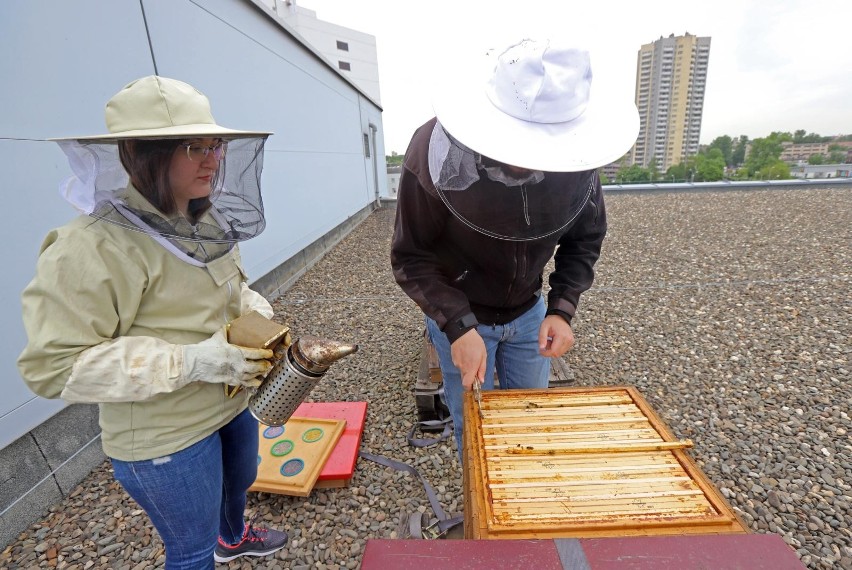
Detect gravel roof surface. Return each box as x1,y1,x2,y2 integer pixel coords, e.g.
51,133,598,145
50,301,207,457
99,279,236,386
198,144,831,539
2,186,850,569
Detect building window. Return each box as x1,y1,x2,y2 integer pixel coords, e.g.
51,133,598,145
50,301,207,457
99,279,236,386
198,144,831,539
363,133,371,158
336,40,349,51
338,61,351,71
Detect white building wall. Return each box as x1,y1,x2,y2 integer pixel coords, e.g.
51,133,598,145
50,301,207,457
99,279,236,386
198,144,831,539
0,0,386,458
387,167,402,197
789,164,852,179
269,0,382,105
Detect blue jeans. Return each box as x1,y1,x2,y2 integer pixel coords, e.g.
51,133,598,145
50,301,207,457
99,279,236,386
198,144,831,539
426,296,551,460
112,409,258,570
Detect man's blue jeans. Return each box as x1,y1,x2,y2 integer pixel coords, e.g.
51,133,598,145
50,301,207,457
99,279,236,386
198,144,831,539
426,297,551,460
111,408,258,570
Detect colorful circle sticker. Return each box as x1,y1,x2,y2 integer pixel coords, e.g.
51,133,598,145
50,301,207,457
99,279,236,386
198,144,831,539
302,428,324,443
263,426,285,439
270,439,294,457
280,458,305,477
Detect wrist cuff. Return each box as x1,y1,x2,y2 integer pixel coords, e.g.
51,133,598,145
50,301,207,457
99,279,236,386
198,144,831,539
546,308,573,324
443,312,479,343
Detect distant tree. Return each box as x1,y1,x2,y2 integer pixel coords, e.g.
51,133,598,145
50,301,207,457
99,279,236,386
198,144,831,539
758,161,791,180
731,135,748,166
694,148,726,181
729,167,751,180
599,172,611,185
745,135,784,176
793,130,827,143
829,150,846,163
835,134,852,142
707,135,733,166
665,162,689,182
808,154,825,165
647,156,660,182
769,131,794,143
386,151,404,166
615,164,650,183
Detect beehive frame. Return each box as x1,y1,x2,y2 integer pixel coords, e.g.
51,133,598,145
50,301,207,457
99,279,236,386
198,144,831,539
462,386,748,539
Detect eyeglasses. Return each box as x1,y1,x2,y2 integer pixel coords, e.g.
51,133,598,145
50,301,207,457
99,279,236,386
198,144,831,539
182,141,227,162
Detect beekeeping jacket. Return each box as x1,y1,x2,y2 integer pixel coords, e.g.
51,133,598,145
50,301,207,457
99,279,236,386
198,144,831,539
18,185,274,461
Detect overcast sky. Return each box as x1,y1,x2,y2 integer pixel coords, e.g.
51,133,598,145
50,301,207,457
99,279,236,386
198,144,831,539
296,0,852,154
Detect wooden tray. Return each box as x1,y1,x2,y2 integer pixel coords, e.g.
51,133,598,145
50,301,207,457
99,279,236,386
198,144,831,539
291,401,367,487
250,416,345,497
462,386,748,539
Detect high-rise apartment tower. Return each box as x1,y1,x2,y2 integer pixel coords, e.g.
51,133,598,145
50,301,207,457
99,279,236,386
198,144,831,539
631,33,710,173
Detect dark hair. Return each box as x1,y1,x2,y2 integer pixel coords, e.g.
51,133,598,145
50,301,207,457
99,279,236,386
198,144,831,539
118,139,217,222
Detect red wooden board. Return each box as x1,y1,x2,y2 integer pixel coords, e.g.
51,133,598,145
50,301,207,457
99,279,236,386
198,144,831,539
292,401,367,482
362,539,563,570
580,533,806,569
361,534,806,570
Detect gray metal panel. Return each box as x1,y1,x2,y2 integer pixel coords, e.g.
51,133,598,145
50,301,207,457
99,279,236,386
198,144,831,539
0,0,155,139
1,141,75,449
0,1,156,450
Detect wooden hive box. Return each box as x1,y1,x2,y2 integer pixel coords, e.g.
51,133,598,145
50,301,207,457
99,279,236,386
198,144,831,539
462,386,748,539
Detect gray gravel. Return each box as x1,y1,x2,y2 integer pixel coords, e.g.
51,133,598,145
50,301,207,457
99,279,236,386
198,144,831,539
2,186,850,570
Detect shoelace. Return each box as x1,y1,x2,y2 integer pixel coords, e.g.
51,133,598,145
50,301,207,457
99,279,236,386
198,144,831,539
244,525,269,543
219,517,270,548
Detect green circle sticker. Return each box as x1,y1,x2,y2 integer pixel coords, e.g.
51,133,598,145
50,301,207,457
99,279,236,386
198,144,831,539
270,439,294,456
302,428,324,443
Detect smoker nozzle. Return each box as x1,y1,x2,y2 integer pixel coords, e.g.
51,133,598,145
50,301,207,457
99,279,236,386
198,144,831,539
289,336,359,374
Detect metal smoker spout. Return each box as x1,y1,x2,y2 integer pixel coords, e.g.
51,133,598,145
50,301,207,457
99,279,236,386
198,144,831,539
290,336,359,374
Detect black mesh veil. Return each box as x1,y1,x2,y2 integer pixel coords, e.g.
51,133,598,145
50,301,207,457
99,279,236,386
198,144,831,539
57,137,268,265
427,122,595,241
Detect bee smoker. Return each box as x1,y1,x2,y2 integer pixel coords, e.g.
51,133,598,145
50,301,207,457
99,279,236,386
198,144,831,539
248,336,358,426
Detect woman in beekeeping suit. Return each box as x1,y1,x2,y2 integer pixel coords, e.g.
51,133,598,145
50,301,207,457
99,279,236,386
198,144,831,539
18,76,289,568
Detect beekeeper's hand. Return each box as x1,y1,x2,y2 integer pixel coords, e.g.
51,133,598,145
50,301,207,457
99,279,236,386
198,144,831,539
183,327,274,388
451,328,487,391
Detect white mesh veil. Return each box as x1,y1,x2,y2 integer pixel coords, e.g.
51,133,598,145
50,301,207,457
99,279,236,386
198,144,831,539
58,137,268,265
427,121,595,241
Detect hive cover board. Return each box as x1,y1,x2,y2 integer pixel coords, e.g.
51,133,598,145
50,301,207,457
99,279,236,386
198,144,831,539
292,401,368,487
250,416,345,497
463,386,748,538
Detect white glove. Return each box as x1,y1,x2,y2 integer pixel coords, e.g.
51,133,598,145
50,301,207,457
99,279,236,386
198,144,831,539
60,329,275,403
240,282,275,319
183,328,274,388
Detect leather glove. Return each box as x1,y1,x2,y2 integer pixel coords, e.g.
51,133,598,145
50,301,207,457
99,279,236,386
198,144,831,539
183,327,274,388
